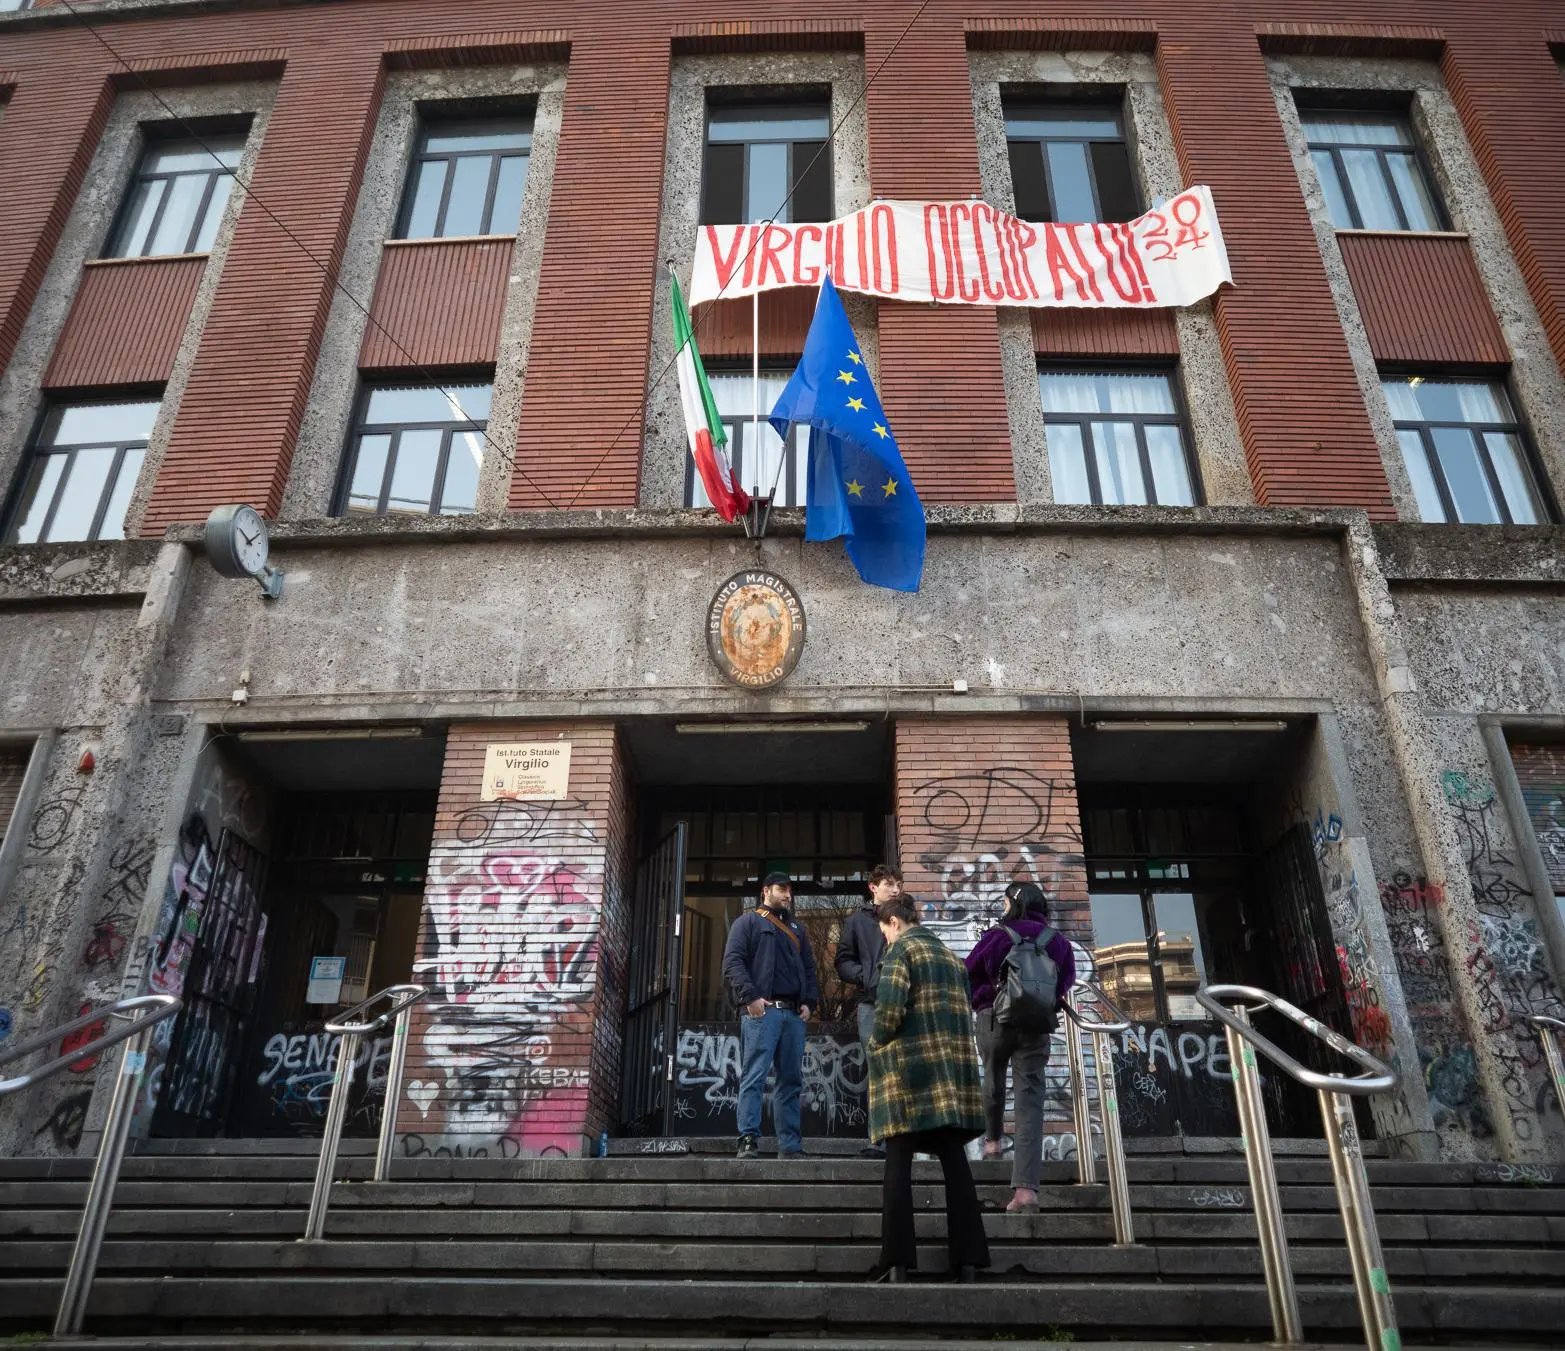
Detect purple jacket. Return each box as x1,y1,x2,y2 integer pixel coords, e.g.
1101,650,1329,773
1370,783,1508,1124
965,917,1076,1013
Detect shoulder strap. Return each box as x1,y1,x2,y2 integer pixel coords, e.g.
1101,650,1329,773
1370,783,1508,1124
758,907,801,950
999,924,1027,946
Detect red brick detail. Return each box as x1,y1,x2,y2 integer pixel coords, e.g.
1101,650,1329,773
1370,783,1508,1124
865,14,1015,505
508,33,670,511
1158,31,1394,517
1032,306,1180,358
384,30,572,70
964,17,1159,53
696,289,813,361
893,717,1089,957
0,67,114,380
671,19,862,55
1442,30,1565,389
1338,234,1508,367
109,48,288,88
44,256,206,390
1254,22,1445,60
398,720,627,1158
358,239,511,373
140,53,385,534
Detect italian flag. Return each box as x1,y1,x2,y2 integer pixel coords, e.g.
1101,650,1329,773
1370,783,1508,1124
672,275,750,523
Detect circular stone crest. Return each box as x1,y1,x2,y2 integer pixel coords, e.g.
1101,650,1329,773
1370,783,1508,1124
707,570,807,690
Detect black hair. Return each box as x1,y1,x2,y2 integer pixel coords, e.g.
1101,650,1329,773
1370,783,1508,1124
1002,881,1048,922
874,897,920,927
868,863,903,887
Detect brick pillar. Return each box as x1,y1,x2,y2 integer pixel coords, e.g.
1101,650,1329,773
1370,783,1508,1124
0,65,113,374
397,722,631,1160
508,33,670,510
864,12,1016,504
1442,29,1565,382
1157,30,1394,517
140,51,386,533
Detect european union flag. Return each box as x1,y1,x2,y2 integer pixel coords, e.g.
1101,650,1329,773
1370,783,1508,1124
768,276,925,592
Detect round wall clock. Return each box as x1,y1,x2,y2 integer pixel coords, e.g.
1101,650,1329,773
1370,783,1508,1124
204,504,283,599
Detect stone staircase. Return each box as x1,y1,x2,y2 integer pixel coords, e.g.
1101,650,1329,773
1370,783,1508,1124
1,1140,1562,1348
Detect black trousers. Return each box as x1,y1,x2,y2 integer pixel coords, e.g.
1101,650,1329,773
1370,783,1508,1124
879,1126,991,1273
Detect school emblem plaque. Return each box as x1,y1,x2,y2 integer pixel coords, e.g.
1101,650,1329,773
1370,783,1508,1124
707,570,807,689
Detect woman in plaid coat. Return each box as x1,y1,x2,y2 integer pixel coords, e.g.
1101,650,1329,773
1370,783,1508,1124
866,897,991,1283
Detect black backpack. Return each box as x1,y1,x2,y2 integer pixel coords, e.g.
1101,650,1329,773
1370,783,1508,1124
991,924,1061,1034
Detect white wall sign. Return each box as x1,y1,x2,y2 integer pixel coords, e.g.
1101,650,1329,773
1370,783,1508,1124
306,955,347,1005
481,741,572,801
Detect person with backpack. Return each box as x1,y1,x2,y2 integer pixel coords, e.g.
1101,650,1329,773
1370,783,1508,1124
964,881,1077,1213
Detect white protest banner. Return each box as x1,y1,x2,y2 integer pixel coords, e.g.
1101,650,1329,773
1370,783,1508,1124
689,185,1231,309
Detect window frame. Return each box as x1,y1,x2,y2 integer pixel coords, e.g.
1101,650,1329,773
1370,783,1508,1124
699,95,833,227
1383,372,1553,525
333,381,493,518
682,366,810,509
1002,97,1140,225
394,114,534,241
103,130,247,260
3,396,159,545
1038,365,1203,507
1301,109,1448,233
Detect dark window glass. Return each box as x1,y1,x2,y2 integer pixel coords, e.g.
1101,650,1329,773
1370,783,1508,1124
703,103,832,225
338,384,491,517
106,136,244,258
397,119,531,239
1040,370,1197,506
1005,102,1139,223
1302,113,1443,231
6,400,158,544
1383,376,1546,524
683,372,809,508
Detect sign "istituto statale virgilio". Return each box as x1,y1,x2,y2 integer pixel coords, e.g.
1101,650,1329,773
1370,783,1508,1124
481,741,572,801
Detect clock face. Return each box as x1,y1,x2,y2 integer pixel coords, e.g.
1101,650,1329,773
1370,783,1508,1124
232,506,268,576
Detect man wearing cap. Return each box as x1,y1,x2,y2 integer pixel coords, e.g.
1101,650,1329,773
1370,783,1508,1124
720,871,820,1159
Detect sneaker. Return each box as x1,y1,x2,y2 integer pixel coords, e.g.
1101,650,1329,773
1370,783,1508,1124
778,1149,808,1160
981,1138,1005,1160
736,1134,760,1159
1005,1188,1039,1213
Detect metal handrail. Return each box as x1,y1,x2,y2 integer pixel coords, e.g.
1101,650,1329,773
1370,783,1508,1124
1197,984,1398,1351
0,995,182,1335
1528,1014,1565,1119
1062,978,1135,1245
302,983,427,1241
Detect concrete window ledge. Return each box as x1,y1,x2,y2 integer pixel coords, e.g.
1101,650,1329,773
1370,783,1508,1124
1373,521,1565,584
0,538,163,605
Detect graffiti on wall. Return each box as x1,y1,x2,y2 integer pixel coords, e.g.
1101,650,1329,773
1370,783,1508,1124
408,797,604,1156
909,768,1084,958
669,1024,869,1133
1442,771,1564,1147
250,1026,394,1134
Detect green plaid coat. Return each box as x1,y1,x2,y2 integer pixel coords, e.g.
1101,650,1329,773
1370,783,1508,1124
867,925,984,1143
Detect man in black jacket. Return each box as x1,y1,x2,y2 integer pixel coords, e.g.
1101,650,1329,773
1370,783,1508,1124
835,864,901,1157
721,872,820,1159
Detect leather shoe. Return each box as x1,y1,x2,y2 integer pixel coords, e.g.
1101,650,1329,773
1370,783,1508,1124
869,1264,908,1283
952,1264,981,1284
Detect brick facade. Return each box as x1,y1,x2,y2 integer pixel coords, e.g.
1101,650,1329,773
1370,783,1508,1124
397,721,628,1157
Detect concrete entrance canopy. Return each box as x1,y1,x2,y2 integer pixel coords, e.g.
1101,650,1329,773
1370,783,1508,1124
0,506,1562,1166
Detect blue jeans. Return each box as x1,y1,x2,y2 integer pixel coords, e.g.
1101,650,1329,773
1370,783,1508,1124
856,998,876,1047
737,1006,805,1151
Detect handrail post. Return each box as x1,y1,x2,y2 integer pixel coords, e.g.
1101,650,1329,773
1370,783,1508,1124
1226,1003,1302,1346
302,1029,361,1241
53,1017,155,1336
373,996,416,1182
1065,1004,1096,1185
1532,1019,1565,1118
1320,1087,1400,1351
1092,1027,1134,1245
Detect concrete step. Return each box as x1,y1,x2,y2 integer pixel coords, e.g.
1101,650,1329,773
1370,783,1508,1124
5,1237,1563,1282
43,1339,1514,1351
3,1275,1563,1338
4,1175,1562,1215
6,1204,1562,1245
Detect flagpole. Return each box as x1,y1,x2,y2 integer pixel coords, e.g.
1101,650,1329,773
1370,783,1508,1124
751,246,760,495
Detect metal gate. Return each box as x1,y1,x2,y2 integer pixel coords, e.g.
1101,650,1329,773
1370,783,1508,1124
151,829,268,1136
618,823,687,1135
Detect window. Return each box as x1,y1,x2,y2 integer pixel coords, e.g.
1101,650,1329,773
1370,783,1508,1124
1,0,35,13
6,400,157,544
685,372,809,508
1005,102,1139,224
702,101,831,225
1040,370,1196,506
1302,112,1443,232
1384,376,1546,524
106,136,244,258
397,119,531,239
338,384,490,517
